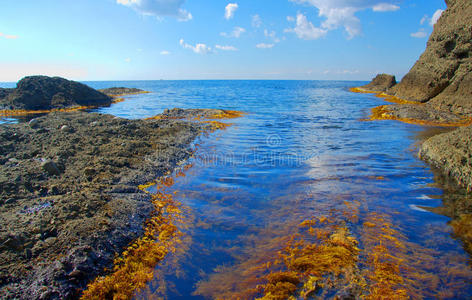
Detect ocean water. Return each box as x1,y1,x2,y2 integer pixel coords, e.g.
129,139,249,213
3,80,472,298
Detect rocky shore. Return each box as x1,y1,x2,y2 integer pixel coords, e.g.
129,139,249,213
0,76,148,116
353,0,472,192
0,110,219,299
0,74,242,298
352,0,472,256
0,73,246,299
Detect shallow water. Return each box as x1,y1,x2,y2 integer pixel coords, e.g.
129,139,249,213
93,80,472,298
4,80,472,298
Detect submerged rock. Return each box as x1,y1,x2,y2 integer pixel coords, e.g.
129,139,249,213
360,74,396,92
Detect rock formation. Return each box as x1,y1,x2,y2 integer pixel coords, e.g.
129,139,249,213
388,0,472,115
419,125,472,192
0,76,112,110
360,74,396,92
99,87,147,97
354,0,472,192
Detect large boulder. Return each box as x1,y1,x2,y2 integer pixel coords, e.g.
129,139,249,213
360,74,396,92
3,76,112,110
388,0,472,114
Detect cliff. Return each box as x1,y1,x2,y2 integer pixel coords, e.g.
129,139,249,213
353,0,472,255
388,0,472,115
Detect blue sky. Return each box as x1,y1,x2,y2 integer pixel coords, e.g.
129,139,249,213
0,0,446,81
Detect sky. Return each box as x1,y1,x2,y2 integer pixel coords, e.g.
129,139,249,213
0,0,446,82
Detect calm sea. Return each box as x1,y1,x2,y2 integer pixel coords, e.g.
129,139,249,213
2,80,471,298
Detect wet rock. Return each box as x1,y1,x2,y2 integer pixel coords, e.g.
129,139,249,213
419,125,472,191
360,74,396,92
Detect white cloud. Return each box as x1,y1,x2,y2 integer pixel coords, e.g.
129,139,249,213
180,39,212,54
215,45,238,51
220,26,246,38
160,50,171,55
225,3,238,20
252,14,262,28
285,13,327,40
116,0,192,21
256,43,274,49
125,58,132,62
420,15,428,25
410,29,428,38
290,0,401,39
0,32,18,39
430,9,444,26
372,3,399,12
264,29,281,43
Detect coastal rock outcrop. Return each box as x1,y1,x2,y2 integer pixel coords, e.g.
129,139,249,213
0,110,215,299
419,125,472,191
99,87,147,97
354,0,472,255
0,76,112,110
360,74,396,92
387,0,472,114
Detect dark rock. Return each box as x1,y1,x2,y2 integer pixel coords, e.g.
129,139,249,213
98,87,147,97
1,76,112,110
360,74,396,92
83,168,96,177
0,88,14,100
41,160,61,176
0,110,212,299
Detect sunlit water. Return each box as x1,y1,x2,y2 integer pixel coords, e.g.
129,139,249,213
2,80,471,298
